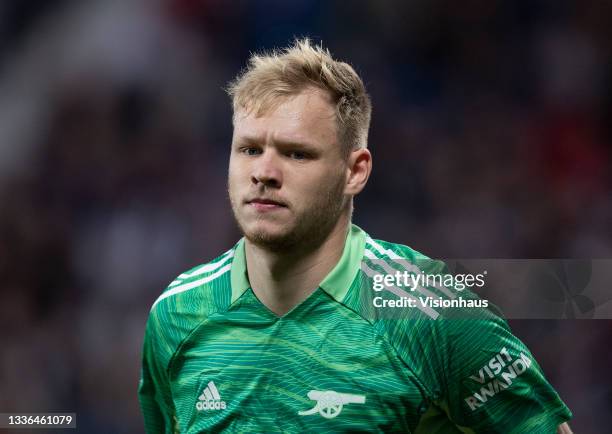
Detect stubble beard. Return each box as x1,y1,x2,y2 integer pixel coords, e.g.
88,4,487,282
228,174,348,254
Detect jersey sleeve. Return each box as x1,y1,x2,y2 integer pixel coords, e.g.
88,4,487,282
431,312,572,433
138,309,176,434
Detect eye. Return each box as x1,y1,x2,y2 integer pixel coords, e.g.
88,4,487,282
289,151,308,160
242,147,262,156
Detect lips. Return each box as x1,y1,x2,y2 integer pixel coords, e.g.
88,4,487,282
245,197,288,213
247,198,287,207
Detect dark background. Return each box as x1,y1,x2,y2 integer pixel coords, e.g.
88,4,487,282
0,0,610,432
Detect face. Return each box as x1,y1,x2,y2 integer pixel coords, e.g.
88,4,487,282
228,88,350,252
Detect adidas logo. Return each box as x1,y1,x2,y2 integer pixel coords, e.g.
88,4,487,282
195,381,227,411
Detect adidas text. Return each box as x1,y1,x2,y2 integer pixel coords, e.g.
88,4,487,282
196,400,226,411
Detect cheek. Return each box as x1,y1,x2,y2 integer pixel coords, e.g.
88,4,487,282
228,155,238,176
228,158,246,185
227,163,242,200
297,168,343,200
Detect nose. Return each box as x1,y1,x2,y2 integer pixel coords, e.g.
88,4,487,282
251,149,282,188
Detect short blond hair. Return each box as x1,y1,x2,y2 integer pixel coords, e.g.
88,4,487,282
227,38,372,156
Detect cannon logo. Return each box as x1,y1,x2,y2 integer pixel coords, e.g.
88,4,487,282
298,390,366,419
195,381,227,411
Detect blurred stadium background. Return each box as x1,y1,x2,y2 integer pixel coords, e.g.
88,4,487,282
0,0,610,432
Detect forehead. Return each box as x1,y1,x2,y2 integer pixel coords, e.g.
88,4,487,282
233,89,338,147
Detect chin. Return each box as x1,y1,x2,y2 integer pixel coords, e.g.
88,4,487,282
242,220,296,248
247,230,297,252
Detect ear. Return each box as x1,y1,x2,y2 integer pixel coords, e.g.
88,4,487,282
344,148,372,196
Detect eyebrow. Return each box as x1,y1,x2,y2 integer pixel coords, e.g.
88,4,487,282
234,134,321,150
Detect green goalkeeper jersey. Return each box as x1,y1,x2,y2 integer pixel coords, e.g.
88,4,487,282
138,224,571,433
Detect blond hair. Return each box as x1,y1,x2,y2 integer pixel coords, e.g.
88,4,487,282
227,38,372,156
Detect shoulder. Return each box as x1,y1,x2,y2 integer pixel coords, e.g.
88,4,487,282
362,235,452,288
146,243,240,339
359,233,460,318
358,234,572,430
364,234,430,262
355,231,504,371
352,232,446,346
141,243,243,379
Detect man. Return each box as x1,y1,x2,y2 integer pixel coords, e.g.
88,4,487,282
138,39,572,433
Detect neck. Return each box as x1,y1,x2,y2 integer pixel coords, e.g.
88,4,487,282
245,217,350,317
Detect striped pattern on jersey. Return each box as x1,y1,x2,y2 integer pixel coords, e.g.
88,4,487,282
138,224,572,434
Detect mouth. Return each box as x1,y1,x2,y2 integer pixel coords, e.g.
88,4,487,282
246,197,288,211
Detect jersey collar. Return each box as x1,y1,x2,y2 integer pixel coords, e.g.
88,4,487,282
230,224,366,304
319,224,366,302
230,237,249,304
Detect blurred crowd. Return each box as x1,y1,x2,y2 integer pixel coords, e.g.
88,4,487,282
0,0,610,432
